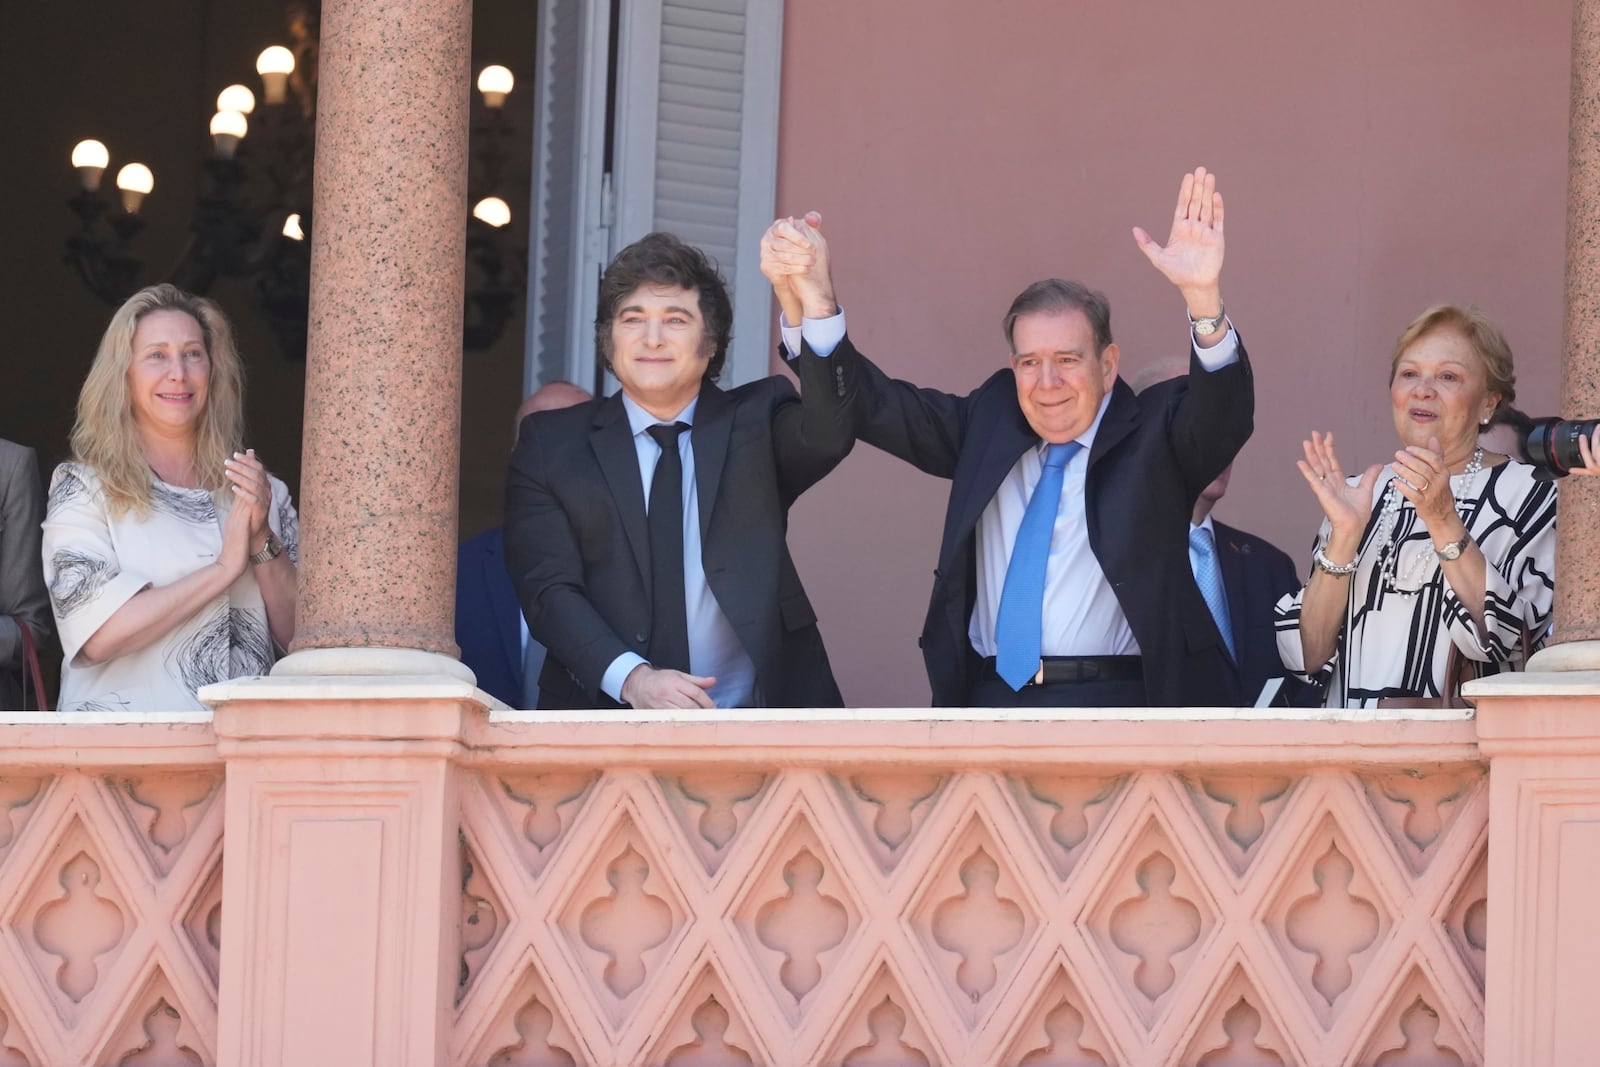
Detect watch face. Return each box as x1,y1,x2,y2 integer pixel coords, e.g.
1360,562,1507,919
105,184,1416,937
1193,318,1219,336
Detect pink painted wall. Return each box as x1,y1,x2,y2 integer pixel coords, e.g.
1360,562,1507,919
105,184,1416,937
773,0,1572,707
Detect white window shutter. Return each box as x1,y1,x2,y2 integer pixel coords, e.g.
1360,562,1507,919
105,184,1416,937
613,0,785,386
524,0,615,395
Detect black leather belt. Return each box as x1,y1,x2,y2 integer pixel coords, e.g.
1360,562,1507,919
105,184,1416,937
982,655,1143,686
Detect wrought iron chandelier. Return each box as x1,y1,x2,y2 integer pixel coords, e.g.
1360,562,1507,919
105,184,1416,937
64,1,526,359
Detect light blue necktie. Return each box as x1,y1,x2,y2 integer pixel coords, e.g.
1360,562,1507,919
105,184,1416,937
994,441,1081,691
1190,526,1236,660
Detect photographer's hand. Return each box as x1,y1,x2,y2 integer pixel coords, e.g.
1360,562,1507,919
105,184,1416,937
1571,426,1600,476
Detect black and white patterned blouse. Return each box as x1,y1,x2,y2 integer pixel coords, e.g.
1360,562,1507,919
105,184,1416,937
1275,459,1556,710
42,462,300,712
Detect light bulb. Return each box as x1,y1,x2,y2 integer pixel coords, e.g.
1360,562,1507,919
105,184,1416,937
472,196,511,228
217,84,257,115
477,65,514,108
283,213,305,241
71,139,110,191
209,110,249,158
256,45,296,104
115,163,154,214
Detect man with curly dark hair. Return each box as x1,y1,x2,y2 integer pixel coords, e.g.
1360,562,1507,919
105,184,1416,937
505,232,858,709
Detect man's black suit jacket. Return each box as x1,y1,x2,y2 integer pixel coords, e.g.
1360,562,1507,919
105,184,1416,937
1211,520,1321,707
850,342,1254,707
504,342,858,709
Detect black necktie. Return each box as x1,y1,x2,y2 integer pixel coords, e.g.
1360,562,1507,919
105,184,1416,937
645,422,691,672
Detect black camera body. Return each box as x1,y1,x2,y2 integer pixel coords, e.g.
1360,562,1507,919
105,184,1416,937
1516,417,1600,480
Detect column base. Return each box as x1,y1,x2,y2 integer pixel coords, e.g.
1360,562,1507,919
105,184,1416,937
1525,639,1600,672
272,646,477,684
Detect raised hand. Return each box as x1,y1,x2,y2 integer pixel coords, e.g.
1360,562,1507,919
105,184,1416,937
760,212,836,321
1297,431,1381,538
1132,167,1225,313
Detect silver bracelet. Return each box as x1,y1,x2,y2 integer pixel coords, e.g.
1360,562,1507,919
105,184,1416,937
1312,544,1359,576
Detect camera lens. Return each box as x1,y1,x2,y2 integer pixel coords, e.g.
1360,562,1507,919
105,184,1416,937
1522,417,1600,474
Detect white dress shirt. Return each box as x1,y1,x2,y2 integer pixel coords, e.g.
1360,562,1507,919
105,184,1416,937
782,309,1238,660
599,395,758,707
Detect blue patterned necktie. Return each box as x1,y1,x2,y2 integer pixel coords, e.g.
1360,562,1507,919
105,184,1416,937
994,441,1081,690
1190,525,1236,660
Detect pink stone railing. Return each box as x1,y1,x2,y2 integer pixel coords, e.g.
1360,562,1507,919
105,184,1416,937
0,714,221,1065
1,692,1593,1066
452,711,1486,1067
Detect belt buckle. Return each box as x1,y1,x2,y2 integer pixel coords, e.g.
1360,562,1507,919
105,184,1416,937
1032,661,1046,686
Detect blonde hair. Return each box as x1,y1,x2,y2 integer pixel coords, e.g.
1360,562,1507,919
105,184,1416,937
1390,304,1517,428
71,284,246,516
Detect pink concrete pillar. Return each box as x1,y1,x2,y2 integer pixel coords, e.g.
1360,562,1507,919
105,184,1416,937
1551,0,1600,656
207,678,474,1067
284,0,473,670
1471,673,1600,1065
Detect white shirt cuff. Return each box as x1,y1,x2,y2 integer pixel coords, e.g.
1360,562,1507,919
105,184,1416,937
601,651,648,704
780,308,847,358
1191,323,1239,371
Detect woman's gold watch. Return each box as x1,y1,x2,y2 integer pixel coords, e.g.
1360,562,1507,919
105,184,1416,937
249,531,284,565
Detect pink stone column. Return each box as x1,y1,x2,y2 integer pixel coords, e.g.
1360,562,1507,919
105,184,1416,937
1552,0,1600,653
284,0,473,667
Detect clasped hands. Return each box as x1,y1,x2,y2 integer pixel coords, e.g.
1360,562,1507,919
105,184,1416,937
219,448,274,575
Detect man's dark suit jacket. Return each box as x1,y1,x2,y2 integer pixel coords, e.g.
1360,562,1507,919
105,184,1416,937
1,439,53,710
455,527,524,707
504,342,858,709
1211,520,1321,707
850,343,1253,707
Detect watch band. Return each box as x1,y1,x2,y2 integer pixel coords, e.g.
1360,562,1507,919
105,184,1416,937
1188,301,1227,337
1435,533,1472,561
249,531,283,566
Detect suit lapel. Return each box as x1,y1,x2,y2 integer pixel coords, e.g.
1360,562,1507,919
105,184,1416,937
1088,381,1138,469
690,384,733,543
945,397,1036,565
590,396,651,586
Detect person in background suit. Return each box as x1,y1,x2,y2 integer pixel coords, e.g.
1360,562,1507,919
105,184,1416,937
0,438,53,709
1128,363,1321,707
1189,466,1323,707
765,168,1253,707
505,231,856,710
456,381,592,707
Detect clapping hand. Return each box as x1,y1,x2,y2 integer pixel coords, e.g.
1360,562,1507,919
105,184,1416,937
1389,437,1462,531
220,449,271,574
1297,432,1382,537
1133,167,1225,316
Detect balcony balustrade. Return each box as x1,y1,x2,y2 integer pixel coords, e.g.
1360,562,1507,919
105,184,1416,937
0,682,1588,1066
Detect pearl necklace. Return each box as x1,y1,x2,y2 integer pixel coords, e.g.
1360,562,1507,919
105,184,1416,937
1373,446,1484,588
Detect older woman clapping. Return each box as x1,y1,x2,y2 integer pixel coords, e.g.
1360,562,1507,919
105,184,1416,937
43,285,298,712
1275,306,1556,709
